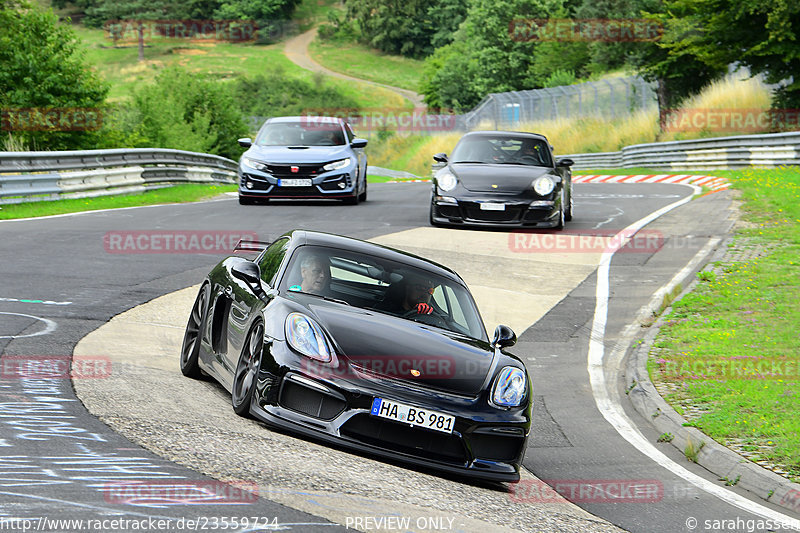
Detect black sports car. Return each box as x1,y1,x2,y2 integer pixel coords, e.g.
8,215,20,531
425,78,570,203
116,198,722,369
430,131,574,228
180,230,532,481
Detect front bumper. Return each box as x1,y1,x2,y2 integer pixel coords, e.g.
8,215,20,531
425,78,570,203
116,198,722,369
238,165,357,199
252,346,531,482
431,196,561,228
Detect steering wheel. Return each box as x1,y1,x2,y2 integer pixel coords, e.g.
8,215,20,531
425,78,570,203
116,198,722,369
401,307,447,328
517,155,540,165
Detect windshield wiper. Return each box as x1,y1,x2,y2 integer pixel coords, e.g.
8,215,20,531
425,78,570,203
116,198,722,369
287,290,351,306
452,160,486,164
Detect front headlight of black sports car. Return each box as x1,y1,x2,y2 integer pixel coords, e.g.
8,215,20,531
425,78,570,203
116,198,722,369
532,175,555,196
491,366,527,408
285,313,333,362
436,168,458,192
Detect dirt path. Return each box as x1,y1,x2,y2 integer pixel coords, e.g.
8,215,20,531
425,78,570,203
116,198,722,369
284,28,425,108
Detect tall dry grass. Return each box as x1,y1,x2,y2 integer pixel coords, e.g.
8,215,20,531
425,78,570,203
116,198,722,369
370,76,776,174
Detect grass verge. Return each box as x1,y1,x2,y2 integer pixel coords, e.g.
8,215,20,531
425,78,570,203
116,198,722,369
644,166,800,481
308,39,423,93
0,184,236,220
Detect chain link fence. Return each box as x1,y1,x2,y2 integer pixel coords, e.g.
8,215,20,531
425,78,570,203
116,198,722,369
455,76,657,130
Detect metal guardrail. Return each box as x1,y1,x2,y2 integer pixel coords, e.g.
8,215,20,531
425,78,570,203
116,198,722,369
0,148,238,205
560,131,800,170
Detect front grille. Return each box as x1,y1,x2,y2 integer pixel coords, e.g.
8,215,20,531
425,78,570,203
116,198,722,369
436,205,461,218
340,414,467,464
279,381,346,420
263,163,325,178
268,186,321,196
464,206,522,222
469,433,525,462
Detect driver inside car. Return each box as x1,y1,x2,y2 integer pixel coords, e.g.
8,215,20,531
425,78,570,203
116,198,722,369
400,275,437,315
288,252,331,295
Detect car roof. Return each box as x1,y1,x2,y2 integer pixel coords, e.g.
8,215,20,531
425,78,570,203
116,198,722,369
266,116,345,125
283,230,464,285
460,130,550,143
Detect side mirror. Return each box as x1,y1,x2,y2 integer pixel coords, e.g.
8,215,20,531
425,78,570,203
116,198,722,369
232,261,262,288
238,138,252,148
433,153,448,163
492,325,517,349
351,138,368,148
556,158,574,167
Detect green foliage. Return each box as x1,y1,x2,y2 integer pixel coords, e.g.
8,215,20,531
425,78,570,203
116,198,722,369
232,69,360,118
339,0,469,58
543,68,578,88
0,1,108,150
129,67,247,158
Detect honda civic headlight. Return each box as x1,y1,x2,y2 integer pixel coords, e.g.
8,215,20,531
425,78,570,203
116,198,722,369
285,313,332,362
323,158,351,171
491,366,527,408
242,157,269,172
532,176,555,196
436,169,457,192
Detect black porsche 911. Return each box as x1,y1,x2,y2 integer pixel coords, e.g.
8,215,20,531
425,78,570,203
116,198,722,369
430,131,574,228
180,230,532,481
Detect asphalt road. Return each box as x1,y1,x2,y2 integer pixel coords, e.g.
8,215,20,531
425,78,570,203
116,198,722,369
1,182,797,532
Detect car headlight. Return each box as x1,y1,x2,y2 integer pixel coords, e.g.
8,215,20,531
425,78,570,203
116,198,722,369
532,176,555,196
242,157,269,172
323,158,351,171
491,366,527,408
436,169,457,192
285,313,333,362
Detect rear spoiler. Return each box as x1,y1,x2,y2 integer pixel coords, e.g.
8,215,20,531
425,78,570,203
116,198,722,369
233,239,271,253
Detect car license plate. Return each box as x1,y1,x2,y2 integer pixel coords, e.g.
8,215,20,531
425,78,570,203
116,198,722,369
370,398,454,433
278,178,312,187
480,202,505,211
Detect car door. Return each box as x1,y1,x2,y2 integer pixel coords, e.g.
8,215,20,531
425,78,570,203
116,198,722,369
222,238,290,380
345,122,367,187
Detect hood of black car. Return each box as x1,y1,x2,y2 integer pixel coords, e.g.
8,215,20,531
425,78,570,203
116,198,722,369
307,302,494,396
246,145,351,164
450,163,553,193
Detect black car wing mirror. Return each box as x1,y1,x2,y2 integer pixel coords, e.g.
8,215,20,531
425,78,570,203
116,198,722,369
556,158,574,167
433,152,448,163
351,138,368,148
492,325,517,349
232,261,267,297
238,137,252,148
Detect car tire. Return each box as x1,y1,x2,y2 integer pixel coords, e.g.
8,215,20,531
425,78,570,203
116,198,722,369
358,175,367,202
231,320,264,417
554,190,566,230
180,284,209,378
564,183,573,222
429,202,441,227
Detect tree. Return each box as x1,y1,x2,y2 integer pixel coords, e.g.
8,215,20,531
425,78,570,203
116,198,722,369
131,67,246,159
655,0,800,109
0,0,108,149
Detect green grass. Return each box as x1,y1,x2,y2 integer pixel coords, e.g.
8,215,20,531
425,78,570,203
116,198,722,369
73,25,404,109
646,166,800,481
0,184,236,220
308,39,424,93
294,0,343,31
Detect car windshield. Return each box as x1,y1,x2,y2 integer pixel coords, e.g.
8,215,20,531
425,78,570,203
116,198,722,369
279,245,488,341
451,135,552,167
256,120,346,146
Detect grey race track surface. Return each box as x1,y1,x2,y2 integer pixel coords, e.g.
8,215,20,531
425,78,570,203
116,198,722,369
2,182,796,532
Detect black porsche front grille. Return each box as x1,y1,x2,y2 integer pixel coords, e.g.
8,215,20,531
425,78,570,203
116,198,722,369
464,206,522,222
340,414,467,464
469,433,525,462
279,381,346,420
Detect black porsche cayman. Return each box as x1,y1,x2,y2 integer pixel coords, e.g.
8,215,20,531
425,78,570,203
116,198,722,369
430,131,574,228
180,230,532,481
